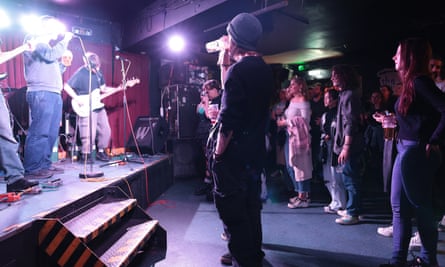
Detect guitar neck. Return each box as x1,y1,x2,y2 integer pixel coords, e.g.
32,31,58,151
99,86,123,101
98,79,140,101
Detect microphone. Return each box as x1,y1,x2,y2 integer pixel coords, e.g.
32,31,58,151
65,32,79,39
115,55,130,62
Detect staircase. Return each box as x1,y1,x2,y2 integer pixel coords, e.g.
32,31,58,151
34,186,166,267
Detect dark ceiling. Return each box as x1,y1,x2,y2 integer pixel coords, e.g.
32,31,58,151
3,0,445,70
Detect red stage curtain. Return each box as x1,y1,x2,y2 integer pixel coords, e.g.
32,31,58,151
105,52,150,148
1,32,150,150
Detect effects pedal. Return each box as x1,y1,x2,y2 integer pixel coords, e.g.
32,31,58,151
41,178,63,189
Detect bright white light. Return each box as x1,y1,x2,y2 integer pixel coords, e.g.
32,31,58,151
20,14,41,34
168,35,185,52
21,14,66,36
0,9,11,29
308,68,330,79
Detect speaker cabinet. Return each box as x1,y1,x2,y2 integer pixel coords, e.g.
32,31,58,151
163,84,201,139
126,117,169,154
159,63,187,87
168,139,205,178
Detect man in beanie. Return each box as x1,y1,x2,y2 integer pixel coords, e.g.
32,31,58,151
209,12,274,267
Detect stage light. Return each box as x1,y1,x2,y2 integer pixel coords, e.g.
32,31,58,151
20,14,66,36
0,9,11,29
308,68,330,79
168,35,185,53
20,14,41,34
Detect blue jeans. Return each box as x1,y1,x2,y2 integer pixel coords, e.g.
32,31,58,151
284,133,297,191
0,92,24,182
24,91,62,173
339,150,362,216
390,140,440,266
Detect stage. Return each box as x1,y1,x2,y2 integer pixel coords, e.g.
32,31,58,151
0,153,173,267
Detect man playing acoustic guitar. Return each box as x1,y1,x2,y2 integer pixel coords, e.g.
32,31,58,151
64,52,138,163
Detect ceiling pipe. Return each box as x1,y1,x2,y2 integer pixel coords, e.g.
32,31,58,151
203,0,291,33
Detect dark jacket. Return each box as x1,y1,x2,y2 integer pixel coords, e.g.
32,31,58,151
396,75,445,145
333,89,364,155
219,56,274,168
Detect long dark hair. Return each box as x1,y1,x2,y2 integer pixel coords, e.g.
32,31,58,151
397,38,432,115
331,64,360,91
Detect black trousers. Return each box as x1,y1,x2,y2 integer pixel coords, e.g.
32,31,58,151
213,164,264,267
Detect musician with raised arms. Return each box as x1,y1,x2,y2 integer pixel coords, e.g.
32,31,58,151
0,36,48,192
23,15,73,178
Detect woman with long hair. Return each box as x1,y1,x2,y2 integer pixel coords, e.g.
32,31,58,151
380,38,445,267
277,75,313,208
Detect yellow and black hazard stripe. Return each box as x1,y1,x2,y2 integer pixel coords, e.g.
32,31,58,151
38,219,105,267
81,201,136,243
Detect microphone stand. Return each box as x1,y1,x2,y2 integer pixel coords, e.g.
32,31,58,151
100,57,144,167
76,36,104,178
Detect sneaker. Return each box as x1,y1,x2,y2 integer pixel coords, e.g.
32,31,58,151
377,225,393,237
408,231,421,251
323,206,338,214
337,209,348,217
288,195,298,203
287,198,309,209
48,166,64,174
24,169,53,179
335,215,359,225
96,151,110,162
7,178,39,192
220,252,232,266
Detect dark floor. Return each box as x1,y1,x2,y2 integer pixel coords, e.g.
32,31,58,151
146,171,445,267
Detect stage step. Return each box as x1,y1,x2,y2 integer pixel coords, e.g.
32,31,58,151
36,186,166,267
64,198,137,242
100,220,158,267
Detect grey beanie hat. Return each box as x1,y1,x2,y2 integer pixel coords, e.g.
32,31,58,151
226,13,263,51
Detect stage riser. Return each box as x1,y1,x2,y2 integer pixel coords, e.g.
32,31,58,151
0,157,173,267
114,155,174,208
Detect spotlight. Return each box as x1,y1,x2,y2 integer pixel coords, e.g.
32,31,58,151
21,14,66,36
20,14,41,34
168,35,185,52
0,9,11,29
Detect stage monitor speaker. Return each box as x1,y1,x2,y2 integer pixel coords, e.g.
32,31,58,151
126,117,169,154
